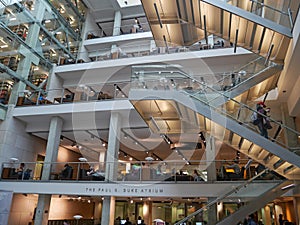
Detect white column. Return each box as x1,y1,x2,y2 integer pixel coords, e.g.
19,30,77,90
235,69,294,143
41,116,63,180
205,135,217,225
101,196,116,225
106,112,121,182
113,11,122,36
206,135,217,181
34,194,51,225
293,196,300,225
281,103,298,147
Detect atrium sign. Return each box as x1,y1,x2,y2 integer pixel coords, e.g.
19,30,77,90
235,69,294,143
85,186,164,197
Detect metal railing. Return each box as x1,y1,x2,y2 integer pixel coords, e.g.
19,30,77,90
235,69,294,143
60,41,233,66
85,23,151,40
223,0,298,29
130,66,300,151
0,159,283,182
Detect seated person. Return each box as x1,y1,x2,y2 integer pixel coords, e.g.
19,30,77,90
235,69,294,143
15,163,25,179
193,169,204,181
226,159,241,174
225,159,242,179
86,166,95,176
60,164,73,179
90,169,105,180
63,93,74,102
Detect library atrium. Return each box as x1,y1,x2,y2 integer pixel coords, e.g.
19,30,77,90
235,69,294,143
0,0,300,225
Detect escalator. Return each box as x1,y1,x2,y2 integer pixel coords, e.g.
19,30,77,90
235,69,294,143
129,68,300,180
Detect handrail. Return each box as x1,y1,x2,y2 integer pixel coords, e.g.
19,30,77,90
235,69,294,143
85,22,151,40
224,0,295,29
130,66,300,150
1,159,280,182
173,168,269,225
160,66,300,141
68,42,233,66
184,77,300,141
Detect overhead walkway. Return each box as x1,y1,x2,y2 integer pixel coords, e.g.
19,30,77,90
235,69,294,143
129,73,300,180
141,0,294,63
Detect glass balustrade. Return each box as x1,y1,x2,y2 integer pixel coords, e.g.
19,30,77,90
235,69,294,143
130,64,300,151
1,159,285,182
16,81,130,106
222,0,298,29
85,22,151,40
60,41,233,65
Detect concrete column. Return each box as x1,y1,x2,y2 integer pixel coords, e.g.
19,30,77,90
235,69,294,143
101,196,116,225
99,151,106,171
113,11,122,36
293,193,300,225
106,112,121,182
34,194,51,225
94,199,103,225
110,11,122,58
41,116,63,180
143,201,152,225
205,135,217,225
207,197,217,225
281,103,299,148
206,135,217,181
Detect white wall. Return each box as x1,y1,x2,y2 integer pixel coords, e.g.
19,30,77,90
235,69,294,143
0,109,47,167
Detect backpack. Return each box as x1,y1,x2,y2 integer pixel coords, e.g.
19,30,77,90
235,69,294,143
251,112,259,125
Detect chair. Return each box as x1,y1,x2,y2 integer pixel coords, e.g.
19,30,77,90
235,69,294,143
60,166,73,179
23,169,32,180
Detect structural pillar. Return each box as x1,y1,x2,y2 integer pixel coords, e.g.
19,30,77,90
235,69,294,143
111,11,122,58
143,201,152,225
101,196,116,225
34,194,51,225
206,135,217,182
34,117,62,225
105,112,121,182
293,197,300,225
101,112,121,225
113,11,122,36
42,116,63,180
281,103,299,148
205,135,217,225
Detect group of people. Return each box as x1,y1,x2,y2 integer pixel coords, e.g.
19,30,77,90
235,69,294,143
239,213,294,225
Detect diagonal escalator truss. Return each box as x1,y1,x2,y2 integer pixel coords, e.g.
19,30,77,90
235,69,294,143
216,179,296,225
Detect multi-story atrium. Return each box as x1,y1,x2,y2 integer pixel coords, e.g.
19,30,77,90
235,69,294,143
0,0,299,225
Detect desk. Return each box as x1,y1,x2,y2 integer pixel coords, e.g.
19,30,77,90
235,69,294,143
97,93,112,100
54,97,73,103
165,175,193,181
39,99,52,105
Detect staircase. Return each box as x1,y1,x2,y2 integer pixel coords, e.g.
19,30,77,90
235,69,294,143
141,0,294,63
